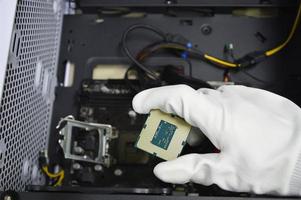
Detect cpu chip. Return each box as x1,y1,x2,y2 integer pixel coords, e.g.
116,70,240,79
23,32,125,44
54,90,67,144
136,110,191,160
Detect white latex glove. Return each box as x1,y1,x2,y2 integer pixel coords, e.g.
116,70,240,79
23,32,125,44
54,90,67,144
132,85,301,196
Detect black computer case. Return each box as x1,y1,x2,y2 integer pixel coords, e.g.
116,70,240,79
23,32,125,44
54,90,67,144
2,0,301,199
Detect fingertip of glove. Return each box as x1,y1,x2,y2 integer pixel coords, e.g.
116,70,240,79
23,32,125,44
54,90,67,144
153,162,175,183
132,92,149,114
153,163,163,179
153,159,192,184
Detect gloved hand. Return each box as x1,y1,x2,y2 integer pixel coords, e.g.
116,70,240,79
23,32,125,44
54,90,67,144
132,85,301,195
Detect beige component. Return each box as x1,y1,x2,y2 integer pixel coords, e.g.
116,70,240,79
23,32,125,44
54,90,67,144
92,64,130,80
136,110,191,161
232,8,278,18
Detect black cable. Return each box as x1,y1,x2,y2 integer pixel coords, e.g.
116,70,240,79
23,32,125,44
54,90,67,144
184,58,193,77
122,16,301,71
241,70,272,85
223,44,272,86
137,42,210,68
124,67,142,92
122,24,168,79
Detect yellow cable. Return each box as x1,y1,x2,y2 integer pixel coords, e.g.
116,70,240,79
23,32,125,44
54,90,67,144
155,44,240,68
205,1,301,67
54,171,65,187
141,3,301,69
42,166,63,178
42,166,64,186
265,1,301,56
204,54,239,68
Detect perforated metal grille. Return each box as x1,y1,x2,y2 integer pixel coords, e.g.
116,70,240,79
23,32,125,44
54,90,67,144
0,0,63,191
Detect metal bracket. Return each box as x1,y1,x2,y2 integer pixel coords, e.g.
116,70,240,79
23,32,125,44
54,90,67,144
57,116,118,167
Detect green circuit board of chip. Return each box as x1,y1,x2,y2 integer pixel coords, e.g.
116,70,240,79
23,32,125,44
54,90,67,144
151,120,177,150
135,110,191,160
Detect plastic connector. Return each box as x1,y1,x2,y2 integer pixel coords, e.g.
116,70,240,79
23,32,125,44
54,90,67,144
39,150,49,168
165,33,193,60
238,51,267,68
181,51,189,59
165,33,190,46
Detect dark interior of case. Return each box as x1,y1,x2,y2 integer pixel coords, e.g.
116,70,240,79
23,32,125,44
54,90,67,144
25,0,301,199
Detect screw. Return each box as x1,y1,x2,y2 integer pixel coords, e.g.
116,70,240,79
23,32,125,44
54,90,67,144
128,110,137,119
72,163,81,170
200,24,212,35
165,0,177,5
73,146,84,154
162,188,169,194
94,165,103,172
95,18,104,24
114,168,123,176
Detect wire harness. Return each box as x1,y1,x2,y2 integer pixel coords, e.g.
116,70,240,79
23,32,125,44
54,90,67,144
39,151,65,187
122,2,301,77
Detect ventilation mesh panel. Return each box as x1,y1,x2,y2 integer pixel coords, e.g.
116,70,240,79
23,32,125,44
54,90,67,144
0,0,63,191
